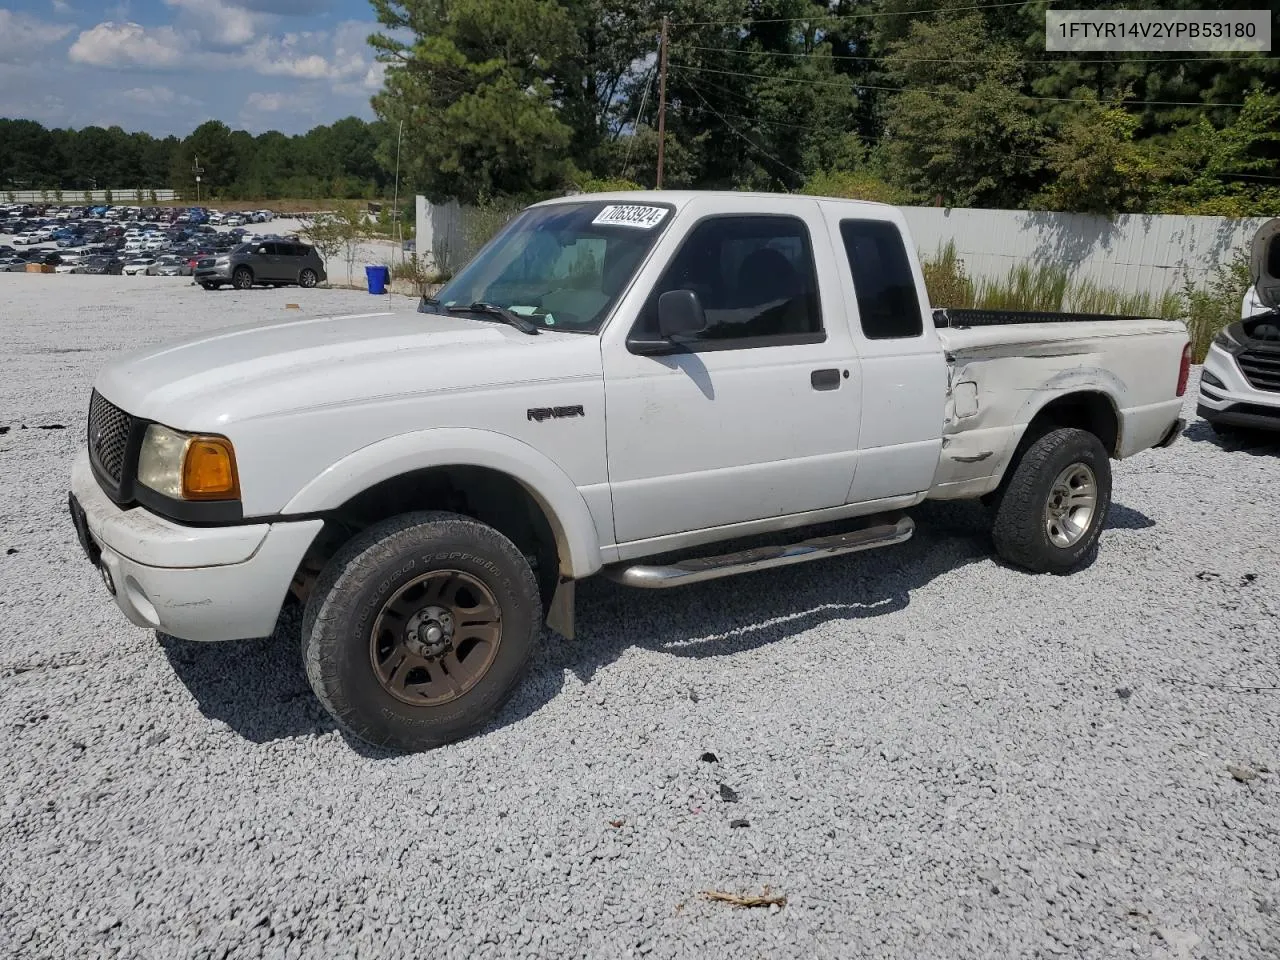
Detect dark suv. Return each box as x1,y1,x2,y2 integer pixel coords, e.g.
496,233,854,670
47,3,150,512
194,241,327,290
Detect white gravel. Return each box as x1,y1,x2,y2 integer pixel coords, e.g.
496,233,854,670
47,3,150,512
1,274,1278,960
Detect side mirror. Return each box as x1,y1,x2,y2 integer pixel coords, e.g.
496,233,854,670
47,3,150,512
657,289,707,338
628,289,708,355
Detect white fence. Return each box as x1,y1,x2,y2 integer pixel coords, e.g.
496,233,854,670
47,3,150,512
899,206,1267,298
415,196,477,272
416,194,1266,297
3,188,179,203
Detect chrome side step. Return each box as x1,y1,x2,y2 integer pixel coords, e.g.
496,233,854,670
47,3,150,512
604,515,915,589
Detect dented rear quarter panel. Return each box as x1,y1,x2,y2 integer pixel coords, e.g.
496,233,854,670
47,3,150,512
929,318,1189,498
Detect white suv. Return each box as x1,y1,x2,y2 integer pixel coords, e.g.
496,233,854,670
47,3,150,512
1198,218,1280,436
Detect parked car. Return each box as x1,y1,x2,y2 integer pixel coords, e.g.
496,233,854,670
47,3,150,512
0,257,26,272
148,256,191,277
1199,217,1280,437
68,191,1191,753
75,257,125,275
13,233,42,246
194,240,326,290
122,257,157,275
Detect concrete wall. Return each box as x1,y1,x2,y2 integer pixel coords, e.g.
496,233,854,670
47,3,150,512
414,194,1266,298
4,189,179,203
415,196,475,273
898,206,1267,297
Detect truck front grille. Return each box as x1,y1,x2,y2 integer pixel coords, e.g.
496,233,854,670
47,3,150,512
1237,349,1280,393
88,390,133,483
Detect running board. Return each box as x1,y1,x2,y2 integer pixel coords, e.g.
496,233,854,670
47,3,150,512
604,515,915,589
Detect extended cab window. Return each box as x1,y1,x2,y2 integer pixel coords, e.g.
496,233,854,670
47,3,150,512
838,220,922,339
636,215,822,345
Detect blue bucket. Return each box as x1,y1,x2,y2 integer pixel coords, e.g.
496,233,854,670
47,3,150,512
365,264,390,294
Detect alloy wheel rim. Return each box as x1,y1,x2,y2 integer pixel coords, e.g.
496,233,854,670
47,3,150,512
1044,462,1097,548
369,570,502,707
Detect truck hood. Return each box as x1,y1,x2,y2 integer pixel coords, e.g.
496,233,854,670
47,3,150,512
94,309,604,428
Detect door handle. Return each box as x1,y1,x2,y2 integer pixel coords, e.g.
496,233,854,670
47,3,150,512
810,368,841,391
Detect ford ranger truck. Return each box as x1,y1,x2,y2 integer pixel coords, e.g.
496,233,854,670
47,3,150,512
1200,216,1280,437
69,191,1190,752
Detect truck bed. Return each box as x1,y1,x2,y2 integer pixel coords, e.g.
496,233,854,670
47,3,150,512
929,312,1188,499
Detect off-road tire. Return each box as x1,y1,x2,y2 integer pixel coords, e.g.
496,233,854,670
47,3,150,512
232,267,253,290
990,427,1112,574
302,511,542,752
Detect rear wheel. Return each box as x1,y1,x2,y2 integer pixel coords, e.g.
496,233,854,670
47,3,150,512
302,511,542,752
299,268,318,288
232,267,253,290
990,427,1112,574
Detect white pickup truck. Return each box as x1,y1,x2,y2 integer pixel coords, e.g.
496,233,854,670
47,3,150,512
69,191,1190,752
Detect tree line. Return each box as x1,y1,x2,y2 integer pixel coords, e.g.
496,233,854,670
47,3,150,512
370,0,1280,216
4,0,1277,216
0,117,394,201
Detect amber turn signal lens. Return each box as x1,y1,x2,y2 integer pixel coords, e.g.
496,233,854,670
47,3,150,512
181,437,240,500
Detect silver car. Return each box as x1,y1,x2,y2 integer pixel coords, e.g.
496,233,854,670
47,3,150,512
149,257,192,277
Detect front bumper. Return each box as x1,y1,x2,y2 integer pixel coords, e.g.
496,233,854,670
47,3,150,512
193,265,232,282
69,449,322,642
1197,344,1280,432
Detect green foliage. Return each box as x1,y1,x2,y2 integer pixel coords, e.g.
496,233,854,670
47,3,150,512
876,14,1044,208
920,242,975,308
1145,89,1280,217
571,175,645,193
1037,97,1156,214
922,241,1185,320
1181,249,1252,361
370,0,578,203
0,116,392,201
801,169,914,205
391,253,452,292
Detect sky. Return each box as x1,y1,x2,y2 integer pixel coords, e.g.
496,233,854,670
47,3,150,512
0,0,391,136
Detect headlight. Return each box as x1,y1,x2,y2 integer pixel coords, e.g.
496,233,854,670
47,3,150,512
137,424,240,501
1212,325,1246,355
215,257,230,266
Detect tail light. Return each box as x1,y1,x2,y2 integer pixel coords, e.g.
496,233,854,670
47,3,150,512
1176,342,1191,397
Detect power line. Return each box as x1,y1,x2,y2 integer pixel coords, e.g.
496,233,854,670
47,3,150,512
622,64,655,179
680,43,1280,66
668,62,1250,107
685,84,806,182
673,0,1031,28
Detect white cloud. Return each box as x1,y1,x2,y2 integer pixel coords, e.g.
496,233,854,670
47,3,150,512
163,0,263,49
0,10,74,64
50,0,73,14
68,21,186,69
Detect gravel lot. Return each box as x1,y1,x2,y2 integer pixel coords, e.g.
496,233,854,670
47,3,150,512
1,274,1277,960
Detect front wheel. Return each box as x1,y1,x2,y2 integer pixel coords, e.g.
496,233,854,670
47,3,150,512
302,512,542,752
232,267,253,290
990,427,1112,574
298,268,317,288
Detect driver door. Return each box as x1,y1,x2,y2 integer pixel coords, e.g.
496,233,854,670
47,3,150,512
600,195,862,547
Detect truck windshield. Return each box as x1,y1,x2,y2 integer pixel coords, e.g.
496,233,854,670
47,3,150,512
425,200,674,333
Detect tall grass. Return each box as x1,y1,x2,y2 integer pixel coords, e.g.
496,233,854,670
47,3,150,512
920,241,1250,361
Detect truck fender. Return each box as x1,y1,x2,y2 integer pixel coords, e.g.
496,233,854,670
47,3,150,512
1012,367,1124,448
281,427,604,580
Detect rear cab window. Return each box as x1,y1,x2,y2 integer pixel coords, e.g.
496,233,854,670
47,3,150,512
838,220,923,340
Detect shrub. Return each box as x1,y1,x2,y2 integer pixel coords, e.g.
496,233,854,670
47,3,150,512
920,241,975,307
1181,248,1252,362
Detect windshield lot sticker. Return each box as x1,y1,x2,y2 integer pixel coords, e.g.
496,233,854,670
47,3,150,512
592,205,668,229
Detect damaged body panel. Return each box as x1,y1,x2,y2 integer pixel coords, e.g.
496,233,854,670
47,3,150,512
929,318,1189,499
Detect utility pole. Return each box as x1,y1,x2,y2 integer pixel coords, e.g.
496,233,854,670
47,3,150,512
656,15,668,190
392,119,404,263
192,156,204,204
